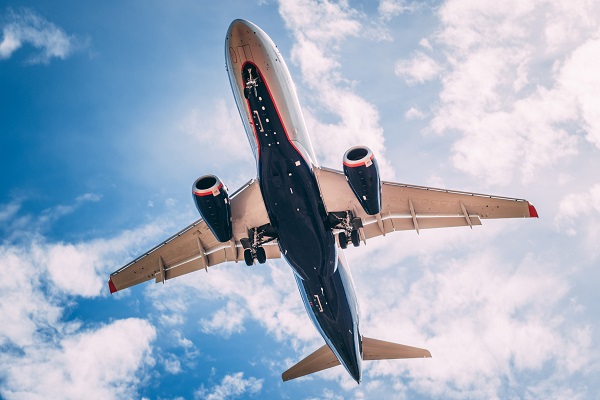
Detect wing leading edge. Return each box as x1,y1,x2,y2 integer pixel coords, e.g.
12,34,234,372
108,179,279,293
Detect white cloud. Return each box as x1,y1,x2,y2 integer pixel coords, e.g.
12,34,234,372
181,99,253,161
0,195,169,298
557,33,600,149
42,223,167,297
1,318,156,400
0,8,80,64
0,244,64,348
147,261,319,348
405,0,600,185
405,106,426,120
164,354,183,374
555,183,600,259
360,249,590,399
0,199,159,399
195,372,263,400
0,201,21,222
395,51,442,85
379,0,417,20
200,300,247,337
278,0,395,179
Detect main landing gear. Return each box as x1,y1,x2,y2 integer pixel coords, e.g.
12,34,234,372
327,211,363,249
241,224,277,266
338,229,361,249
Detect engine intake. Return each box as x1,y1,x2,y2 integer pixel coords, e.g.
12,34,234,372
192,175,233,242
343,146,381,215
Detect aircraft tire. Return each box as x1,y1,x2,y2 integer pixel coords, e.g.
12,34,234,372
339,232,348,249
256,246,267,264
244,249,254,266
351,230,360,247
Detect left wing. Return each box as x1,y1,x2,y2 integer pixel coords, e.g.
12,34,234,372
315,167,538,244
108,179,279,293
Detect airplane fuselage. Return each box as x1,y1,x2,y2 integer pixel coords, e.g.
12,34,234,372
226,20,362,382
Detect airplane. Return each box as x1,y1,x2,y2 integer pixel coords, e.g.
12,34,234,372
108,19,538,384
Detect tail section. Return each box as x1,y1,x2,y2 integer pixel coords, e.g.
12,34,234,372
281,337,430,382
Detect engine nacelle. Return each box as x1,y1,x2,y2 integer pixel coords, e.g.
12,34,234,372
192,175,233,242
343,146,382,215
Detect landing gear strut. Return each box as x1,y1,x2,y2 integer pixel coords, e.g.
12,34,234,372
241,224,277,266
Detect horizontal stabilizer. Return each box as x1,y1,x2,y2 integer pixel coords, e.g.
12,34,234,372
362,337,431,360
282,344,340,382
281,337,431,382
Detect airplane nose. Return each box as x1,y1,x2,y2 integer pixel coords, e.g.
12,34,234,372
227,19,255,39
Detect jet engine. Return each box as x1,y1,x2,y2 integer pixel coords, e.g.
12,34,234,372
192,175,233,242
343,146,381,215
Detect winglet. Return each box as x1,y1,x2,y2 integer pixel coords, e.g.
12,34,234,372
528,203,539,218
108,279,118,294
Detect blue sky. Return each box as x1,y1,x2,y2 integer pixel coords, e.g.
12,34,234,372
1,1,599,399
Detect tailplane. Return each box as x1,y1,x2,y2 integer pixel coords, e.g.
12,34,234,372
362,337,431,360
281,337,430,382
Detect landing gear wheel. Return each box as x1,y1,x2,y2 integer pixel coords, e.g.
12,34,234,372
244,249,254,266
339,232,348,249
256,246,267,264
351,230,360,247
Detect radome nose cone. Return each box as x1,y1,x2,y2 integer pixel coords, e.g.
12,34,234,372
227,19,256,39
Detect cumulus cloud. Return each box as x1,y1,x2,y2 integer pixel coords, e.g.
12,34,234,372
400,0,600,186
147,260,319,349
1,318,156,400
1,194,170,297
557,34,600,149
0,196,161,399
195,372,263,400
200,300,247,337
278,0,395,179
43,224,166,297
357,249,591,399
0,8,83,64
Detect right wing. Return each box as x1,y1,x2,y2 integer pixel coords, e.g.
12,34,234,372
315,167,538,243
108,179,279,293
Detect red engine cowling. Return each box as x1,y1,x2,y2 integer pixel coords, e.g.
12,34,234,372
192,175,233,242
343,146,382,215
